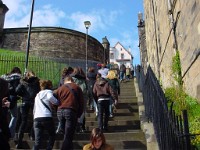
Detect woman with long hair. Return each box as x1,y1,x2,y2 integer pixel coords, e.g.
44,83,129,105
83,128,114,150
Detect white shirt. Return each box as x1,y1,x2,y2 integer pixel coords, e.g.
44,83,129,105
33,89,59,119
98,68,109,79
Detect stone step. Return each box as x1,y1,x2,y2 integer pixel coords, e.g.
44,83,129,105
9,78,147,150
10,131,146,149
12,130,144,141
10,140,146,150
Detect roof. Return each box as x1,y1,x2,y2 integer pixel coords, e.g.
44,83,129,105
113,42,133,58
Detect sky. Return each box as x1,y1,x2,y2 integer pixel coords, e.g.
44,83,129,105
3,0,144,65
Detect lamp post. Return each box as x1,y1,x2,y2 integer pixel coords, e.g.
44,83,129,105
25,0,35,75
84,21,91,77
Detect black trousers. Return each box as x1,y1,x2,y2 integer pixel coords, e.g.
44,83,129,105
33,117,55,150
57,109,77,150
97,100,110,130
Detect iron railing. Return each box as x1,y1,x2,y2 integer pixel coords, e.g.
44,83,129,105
0,54,99,87
136,65,192,150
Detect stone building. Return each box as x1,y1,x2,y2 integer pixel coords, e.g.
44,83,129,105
138,0,200,101
0,0,8,45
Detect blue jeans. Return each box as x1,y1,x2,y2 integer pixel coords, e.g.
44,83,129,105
33,118,55,150
9,104,18,138
57,109,77,150
120,71,125,81
109,98,114,115
97,100,110,130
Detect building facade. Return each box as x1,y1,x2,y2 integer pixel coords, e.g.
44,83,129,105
110,42,133,69
139,0,200,101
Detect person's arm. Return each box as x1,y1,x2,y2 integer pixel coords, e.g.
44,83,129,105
108,84,118,106
116,79,120,95
47,91,60,106
92,83,98,103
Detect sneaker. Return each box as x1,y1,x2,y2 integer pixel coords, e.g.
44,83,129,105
109,114,114,118
56,128,64,134
16,142,23,149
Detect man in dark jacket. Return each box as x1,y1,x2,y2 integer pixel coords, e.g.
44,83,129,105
93,74,118,131
54,76,84,150
15,70,40,149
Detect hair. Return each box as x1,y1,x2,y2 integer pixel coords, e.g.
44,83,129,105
0,78,9,100
90,128,106,146
61,66,73,77
72,67,86,78
39,80,53,90
101,63,106,68
10,67,21,74
25,70,35,78
96,73,101,79
107,70,117,80
88,67,95,73
64,76,74,83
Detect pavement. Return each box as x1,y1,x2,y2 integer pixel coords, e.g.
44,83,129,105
134,78,159,150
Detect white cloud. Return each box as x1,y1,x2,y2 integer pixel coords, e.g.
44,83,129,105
32,5,65,26
68,9,121,33
3,0,29,19
4,1,65,28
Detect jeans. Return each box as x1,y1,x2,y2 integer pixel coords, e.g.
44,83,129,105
97,100,110,130
33,118,55,150
18,102,33,143
109,98,114,115
9,104,18,138
120,71,125,81
57,109,77,150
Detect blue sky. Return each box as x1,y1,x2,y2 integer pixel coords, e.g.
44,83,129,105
3,0,144,65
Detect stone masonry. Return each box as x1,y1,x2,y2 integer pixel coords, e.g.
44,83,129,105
2,27,107,63
140,0,200,101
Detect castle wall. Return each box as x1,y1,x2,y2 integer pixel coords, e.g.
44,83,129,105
2,27,104,62
143,0,200,100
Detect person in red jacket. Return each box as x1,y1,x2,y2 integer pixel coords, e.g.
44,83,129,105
54,76,84,150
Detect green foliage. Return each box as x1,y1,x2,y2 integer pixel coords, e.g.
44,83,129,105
172,51,183,87
165,87,200,147
190,117,200,148
165,87,187,114
0,49,66,88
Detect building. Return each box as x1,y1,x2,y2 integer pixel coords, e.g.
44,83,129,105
110,42,133,69
139,0,200,101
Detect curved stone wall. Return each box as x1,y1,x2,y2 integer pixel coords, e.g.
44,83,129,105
2,27,104,62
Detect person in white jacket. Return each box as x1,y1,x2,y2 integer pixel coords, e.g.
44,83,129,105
33,80,60,150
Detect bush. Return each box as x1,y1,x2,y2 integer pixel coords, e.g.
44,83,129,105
165,87,200,147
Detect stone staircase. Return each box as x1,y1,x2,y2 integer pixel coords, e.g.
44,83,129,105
10,79,147,150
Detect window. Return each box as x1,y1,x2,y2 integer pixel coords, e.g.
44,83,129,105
110,53,114,59
121,53,124,59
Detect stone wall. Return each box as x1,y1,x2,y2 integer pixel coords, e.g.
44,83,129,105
2,27,105,62
143,0,200,100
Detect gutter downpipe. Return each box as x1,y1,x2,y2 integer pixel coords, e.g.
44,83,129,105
151,0,160,78
167,0,178,52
